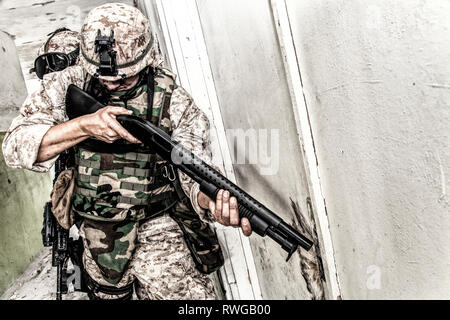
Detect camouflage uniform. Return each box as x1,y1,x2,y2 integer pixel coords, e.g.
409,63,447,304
36,28,80,57
82,215,215,300
2,3,219,300
30,28,80,80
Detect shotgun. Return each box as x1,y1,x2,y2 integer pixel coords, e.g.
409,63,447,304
65,84,313,261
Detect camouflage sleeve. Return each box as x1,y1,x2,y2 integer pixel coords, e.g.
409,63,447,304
170,86,216,223
2,66,84,172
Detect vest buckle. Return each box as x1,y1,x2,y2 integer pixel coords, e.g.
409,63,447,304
163,164,177,182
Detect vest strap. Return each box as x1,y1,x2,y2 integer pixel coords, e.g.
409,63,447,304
147,67,155,121
75,158,100,169
77,174,99,184
124,152,154,162
117,196,148,206
122,167,151,177
74,186,176,207
74,186,96,197
120,181,151,192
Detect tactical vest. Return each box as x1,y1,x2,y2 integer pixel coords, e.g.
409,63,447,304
71,67,223,285
72,67,177,222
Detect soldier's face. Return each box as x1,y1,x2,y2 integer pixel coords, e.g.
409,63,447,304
99,74,140,92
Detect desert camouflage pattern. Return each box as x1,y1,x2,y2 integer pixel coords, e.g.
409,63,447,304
51,167,76,230
37,29,80,56
2,65,212,223
1,62,219,291
79,3,164,81
81,215,216,299
2,2,221,298
2,66,85,172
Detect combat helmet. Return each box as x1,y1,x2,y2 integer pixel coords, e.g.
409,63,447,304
31,28,80,79
79,3,163,82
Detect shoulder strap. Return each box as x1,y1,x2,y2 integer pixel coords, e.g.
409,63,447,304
146,67,155,121
148,68,176,131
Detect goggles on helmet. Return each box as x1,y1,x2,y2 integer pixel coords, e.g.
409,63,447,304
31,48,79,79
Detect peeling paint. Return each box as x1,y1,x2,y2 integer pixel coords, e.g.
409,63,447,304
32,1,56,7
426,83,450,89
289,197,325,300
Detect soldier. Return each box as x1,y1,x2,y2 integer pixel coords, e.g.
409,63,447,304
30,28,80,79
2,3,251,300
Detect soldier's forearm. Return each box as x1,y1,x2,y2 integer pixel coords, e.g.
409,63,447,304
36,117,90,163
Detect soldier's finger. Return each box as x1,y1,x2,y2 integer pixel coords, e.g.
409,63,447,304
106,106,133,115
215,189,224,222
109,118,142,144
241,217,252,237
97,136,115,144
209,201,221,224
105,129,120,140
229,196,239,227
222,191,230,226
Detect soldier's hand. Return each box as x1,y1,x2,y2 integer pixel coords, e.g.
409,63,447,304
79,106,141,144
199,189,252,237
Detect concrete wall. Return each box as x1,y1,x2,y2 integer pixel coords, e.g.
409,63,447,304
0,31,52,295
0,0,135,94
196,0,322,299
0,31,27,131
136,0,172,70
286,0,450,299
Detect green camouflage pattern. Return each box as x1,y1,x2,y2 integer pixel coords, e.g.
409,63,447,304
82,218,138,285
72,147,166,222
81,215,216,299
152,69,177,132
73,67,177,221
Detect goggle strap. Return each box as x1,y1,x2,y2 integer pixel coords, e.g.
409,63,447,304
44,28,72,53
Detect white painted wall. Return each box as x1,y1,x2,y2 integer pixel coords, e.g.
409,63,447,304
137,0,264,300
195,0,325,299
286,0,450,299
